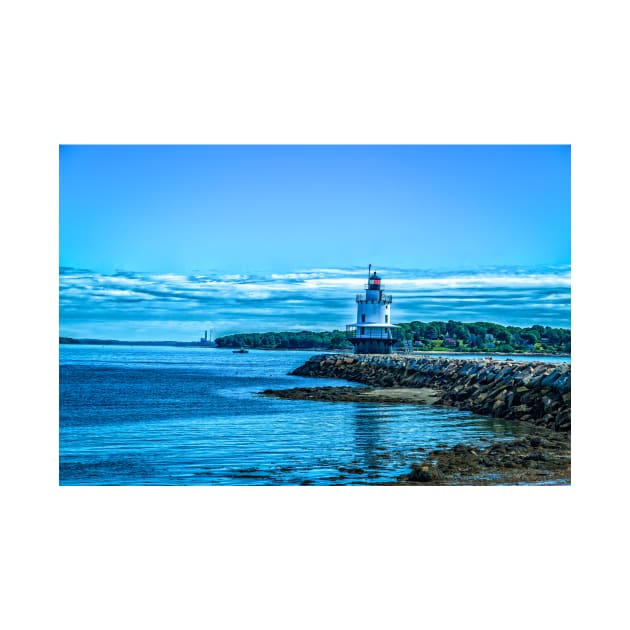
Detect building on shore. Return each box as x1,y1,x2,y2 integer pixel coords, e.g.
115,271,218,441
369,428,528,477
346,266,402,354
199,330,215,346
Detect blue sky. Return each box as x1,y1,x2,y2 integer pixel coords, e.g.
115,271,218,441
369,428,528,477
59,145,570,339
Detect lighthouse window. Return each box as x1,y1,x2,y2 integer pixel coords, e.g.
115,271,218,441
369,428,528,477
385,315,389,323
361,314,366,322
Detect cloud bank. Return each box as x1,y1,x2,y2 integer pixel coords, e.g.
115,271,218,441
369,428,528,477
59,265,571,340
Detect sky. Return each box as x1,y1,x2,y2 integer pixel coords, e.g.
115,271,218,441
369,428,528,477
59,145,571,339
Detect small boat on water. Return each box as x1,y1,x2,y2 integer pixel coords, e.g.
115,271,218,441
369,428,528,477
232,347,249,353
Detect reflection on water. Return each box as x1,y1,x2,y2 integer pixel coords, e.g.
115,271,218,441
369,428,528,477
475,417,531,437
352,408,384,466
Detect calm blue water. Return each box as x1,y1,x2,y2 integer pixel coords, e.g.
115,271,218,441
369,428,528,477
59,346,564,486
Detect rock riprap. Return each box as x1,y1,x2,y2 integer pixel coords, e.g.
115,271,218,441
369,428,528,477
291,354,570,432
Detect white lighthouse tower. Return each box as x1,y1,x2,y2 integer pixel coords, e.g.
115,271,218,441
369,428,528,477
346,265,401,354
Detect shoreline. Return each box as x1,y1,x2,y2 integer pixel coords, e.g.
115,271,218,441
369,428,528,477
263,384,570,485
60,340,570,359
262,385,442,405
393,430,571,486
265,352,571,485
411,350,570,358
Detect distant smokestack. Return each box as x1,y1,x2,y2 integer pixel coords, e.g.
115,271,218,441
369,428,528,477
204,330,208,341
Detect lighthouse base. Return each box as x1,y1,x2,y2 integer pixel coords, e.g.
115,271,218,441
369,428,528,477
346,324,402,355
349,338,397,354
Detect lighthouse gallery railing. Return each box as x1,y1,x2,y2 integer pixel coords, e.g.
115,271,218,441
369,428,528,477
356,294,392,303
346,325,402,340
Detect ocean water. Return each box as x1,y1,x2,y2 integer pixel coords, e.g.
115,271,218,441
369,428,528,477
59,346,565,486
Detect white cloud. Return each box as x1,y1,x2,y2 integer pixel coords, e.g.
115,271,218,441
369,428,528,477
59,264,571,338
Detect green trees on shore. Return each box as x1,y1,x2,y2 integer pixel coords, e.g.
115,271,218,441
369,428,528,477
214,329,353,350
394,320,570,354
214,320,571,354
59,337,81,344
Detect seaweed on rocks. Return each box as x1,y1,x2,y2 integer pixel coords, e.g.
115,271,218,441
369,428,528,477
395,429,570,486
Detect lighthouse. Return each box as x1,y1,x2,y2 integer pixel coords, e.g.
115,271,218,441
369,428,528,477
346,265,402,354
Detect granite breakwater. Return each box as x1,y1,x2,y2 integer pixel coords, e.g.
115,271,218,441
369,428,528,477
291,354,571,433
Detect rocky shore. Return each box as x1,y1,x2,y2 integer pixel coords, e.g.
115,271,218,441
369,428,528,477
291,353,570,432
262,385,441,405
396,430,570,485
264,353,571,485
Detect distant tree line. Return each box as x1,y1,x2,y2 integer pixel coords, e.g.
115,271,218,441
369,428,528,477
215,330,353,350
214,321,570,354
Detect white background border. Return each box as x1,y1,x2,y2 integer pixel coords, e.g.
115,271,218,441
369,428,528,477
3,1,627,628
